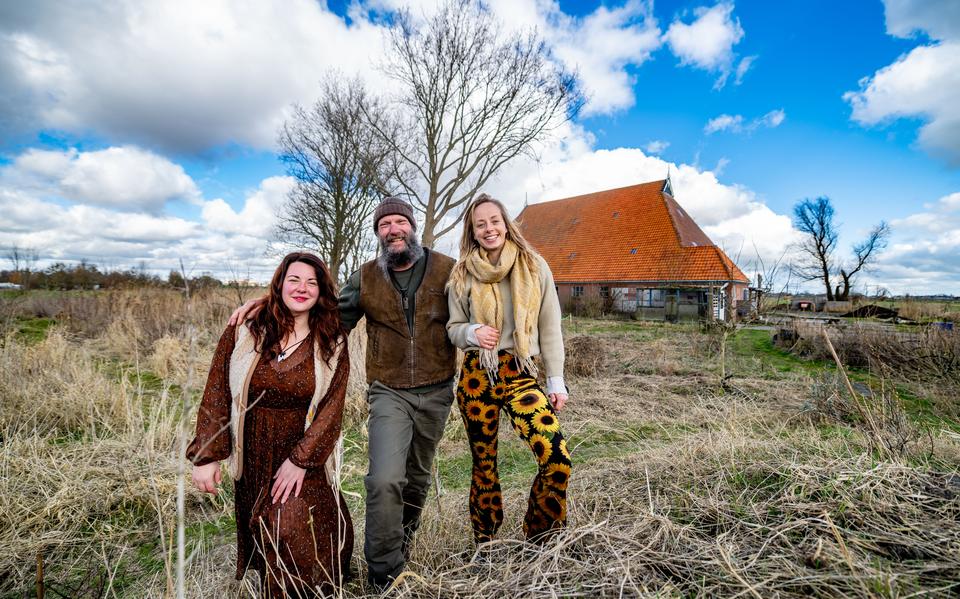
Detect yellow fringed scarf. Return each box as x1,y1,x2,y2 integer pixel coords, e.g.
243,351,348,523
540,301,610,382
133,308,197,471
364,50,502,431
465,239,541,378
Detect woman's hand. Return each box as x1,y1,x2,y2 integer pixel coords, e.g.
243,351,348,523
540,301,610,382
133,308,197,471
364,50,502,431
192,462,222,495
271,459,306,504
548,392,567,412
228,297,266,326
475,325,500,350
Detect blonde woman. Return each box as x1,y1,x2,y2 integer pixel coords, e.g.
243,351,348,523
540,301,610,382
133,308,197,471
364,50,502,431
447,193,571,544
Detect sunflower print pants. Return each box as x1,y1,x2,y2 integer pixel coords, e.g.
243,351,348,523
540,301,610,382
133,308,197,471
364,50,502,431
457,350,571,544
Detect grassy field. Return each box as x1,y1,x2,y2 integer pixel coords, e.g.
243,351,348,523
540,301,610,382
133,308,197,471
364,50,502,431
1,289,959,598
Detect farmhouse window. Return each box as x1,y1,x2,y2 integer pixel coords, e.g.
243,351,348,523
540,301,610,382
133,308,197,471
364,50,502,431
599,286,610,298
572,285,584,298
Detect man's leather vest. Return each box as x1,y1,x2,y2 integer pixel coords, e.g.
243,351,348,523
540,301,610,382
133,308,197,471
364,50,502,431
359,250,457,388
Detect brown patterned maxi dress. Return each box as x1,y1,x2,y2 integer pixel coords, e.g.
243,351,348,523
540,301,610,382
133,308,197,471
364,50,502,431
187,324,354,597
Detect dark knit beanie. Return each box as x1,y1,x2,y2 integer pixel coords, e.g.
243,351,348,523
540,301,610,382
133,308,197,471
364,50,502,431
373,196,416,230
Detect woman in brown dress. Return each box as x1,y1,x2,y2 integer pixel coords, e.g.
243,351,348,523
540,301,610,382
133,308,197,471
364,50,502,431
188,252,353,597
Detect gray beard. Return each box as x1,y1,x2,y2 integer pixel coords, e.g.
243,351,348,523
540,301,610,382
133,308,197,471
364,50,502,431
377,233,424,273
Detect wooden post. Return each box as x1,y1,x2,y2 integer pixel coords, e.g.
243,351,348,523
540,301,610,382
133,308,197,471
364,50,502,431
36,552,44,599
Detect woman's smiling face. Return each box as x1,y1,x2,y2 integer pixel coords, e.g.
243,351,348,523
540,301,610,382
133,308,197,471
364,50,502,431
472,201,507,253
281,261,319,316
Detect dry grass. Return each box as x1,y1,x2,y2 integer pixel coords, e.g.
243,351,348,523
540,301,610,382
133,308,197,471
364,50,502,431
2,291,959,598
0,332,188,597
897,299,960,323
0,331,130,436
397,447,960,598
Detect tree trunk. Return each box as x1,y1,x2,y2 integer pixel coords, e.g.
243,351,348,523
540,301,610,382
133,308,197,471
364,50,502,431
823,274,835,301
835,270,851,301
421,213,437,249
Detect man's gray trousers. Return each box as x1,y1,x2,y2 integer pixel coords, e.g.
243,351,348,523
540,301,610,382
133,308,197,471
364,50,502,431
363,379,454,584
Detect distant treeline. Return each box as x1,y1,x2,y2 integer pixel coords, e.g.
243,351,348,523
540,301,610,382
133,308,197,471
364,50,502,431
1,261,225,291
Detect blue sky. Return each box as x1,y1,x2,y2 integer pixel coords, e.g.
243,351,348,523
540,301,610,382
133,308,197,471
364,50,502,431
1,0,958,293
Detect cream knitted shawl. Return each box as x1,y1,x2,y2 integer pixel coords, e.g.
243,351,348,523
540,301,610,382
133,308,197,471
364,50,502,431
465,239,541,378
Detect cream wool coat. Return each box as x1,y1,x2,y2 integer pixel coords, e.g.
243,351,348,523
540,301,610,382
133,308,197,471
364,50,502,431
227,324,343,489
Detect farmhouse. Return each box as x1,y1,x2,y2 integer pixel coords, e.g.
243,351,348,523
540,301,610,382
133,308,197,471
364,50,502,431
517,178,750,321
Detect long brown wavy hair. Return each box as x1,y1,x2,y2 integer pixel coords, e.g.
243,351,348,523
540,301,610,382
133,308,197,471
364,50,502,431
247,252,342,363
448,193,541,295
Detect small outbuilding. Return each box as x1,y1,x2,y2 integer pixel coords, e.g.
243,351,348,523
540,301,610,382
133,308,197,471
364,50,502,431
517,177,750,321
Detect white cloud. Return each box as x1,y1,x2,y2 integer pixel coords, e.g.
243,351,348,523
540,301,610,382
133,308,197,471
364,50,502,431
758,108,785,128
372,0,664,116
643,140,670,154
713,157,730,175
0,190,201,265
883,0,960,40
704,114,743,134
844,42,960,165
543,1,663,115
844,0,960,165
0,0,670,152
734,54,756,85
7,146,199,211
0,188,64,232
662,2,745,88
0,146,297,278
866,192,960,294
704,109,785,134
201,176,294,238
0,0,387,153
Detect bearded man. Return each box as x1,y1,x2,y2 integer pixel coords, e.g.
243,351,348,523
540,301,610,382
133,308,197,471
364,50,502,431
338,197,457,589
230,196,456,590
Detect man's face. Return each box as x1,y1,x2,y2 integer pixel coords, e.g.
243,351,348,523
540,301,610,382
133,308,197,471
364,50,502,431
377,214,414,254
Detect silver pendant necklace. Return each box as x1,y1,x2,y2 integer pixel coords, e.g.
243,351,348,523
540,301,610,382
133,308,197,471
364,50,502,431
278,334,308,362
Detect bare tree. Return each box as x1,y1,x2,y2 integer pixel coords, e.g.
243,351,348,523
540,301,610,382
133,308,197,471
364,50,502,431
792,197,838,300
372,0,582,247
5,243,39,288
275,76,392,283
835,221,890,301
791,196,890,301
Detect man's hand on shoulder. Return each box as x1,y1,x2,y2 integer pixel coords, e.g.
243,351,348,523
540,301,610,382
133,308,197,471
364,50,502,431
228,297,266,326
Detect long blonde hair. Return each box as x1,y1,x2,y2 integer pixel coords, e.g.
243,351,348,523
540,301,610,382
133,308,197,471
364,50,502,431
448,193,540,295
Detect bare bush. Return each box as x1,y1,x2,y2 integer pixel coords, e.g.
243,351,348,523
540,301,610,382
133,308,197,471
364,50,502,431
564,335,607,377
564,295,606,318
796,323,960,384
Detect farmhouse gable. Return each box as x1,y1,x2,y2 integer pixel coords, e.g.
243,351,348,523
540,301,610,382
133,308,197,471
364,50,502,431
517,179,749,320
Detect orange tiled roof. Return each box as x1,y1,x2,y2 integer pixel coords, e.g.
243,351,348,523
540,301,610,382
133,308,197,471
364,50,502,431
517,180,749,285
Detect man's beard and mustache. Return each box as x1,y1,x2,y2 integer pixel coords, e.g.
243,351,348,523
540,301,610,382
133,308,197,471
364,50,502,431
377,230,424,272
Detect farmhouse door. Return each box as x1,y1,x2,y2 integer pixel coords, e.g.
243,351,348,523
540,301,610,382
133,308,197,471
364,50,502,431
665,291,679,322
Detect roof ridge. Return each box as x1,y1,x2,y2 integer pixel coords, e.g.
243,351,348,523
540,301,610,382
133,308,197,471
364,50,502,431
659,189,684,250
533,179,667,207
